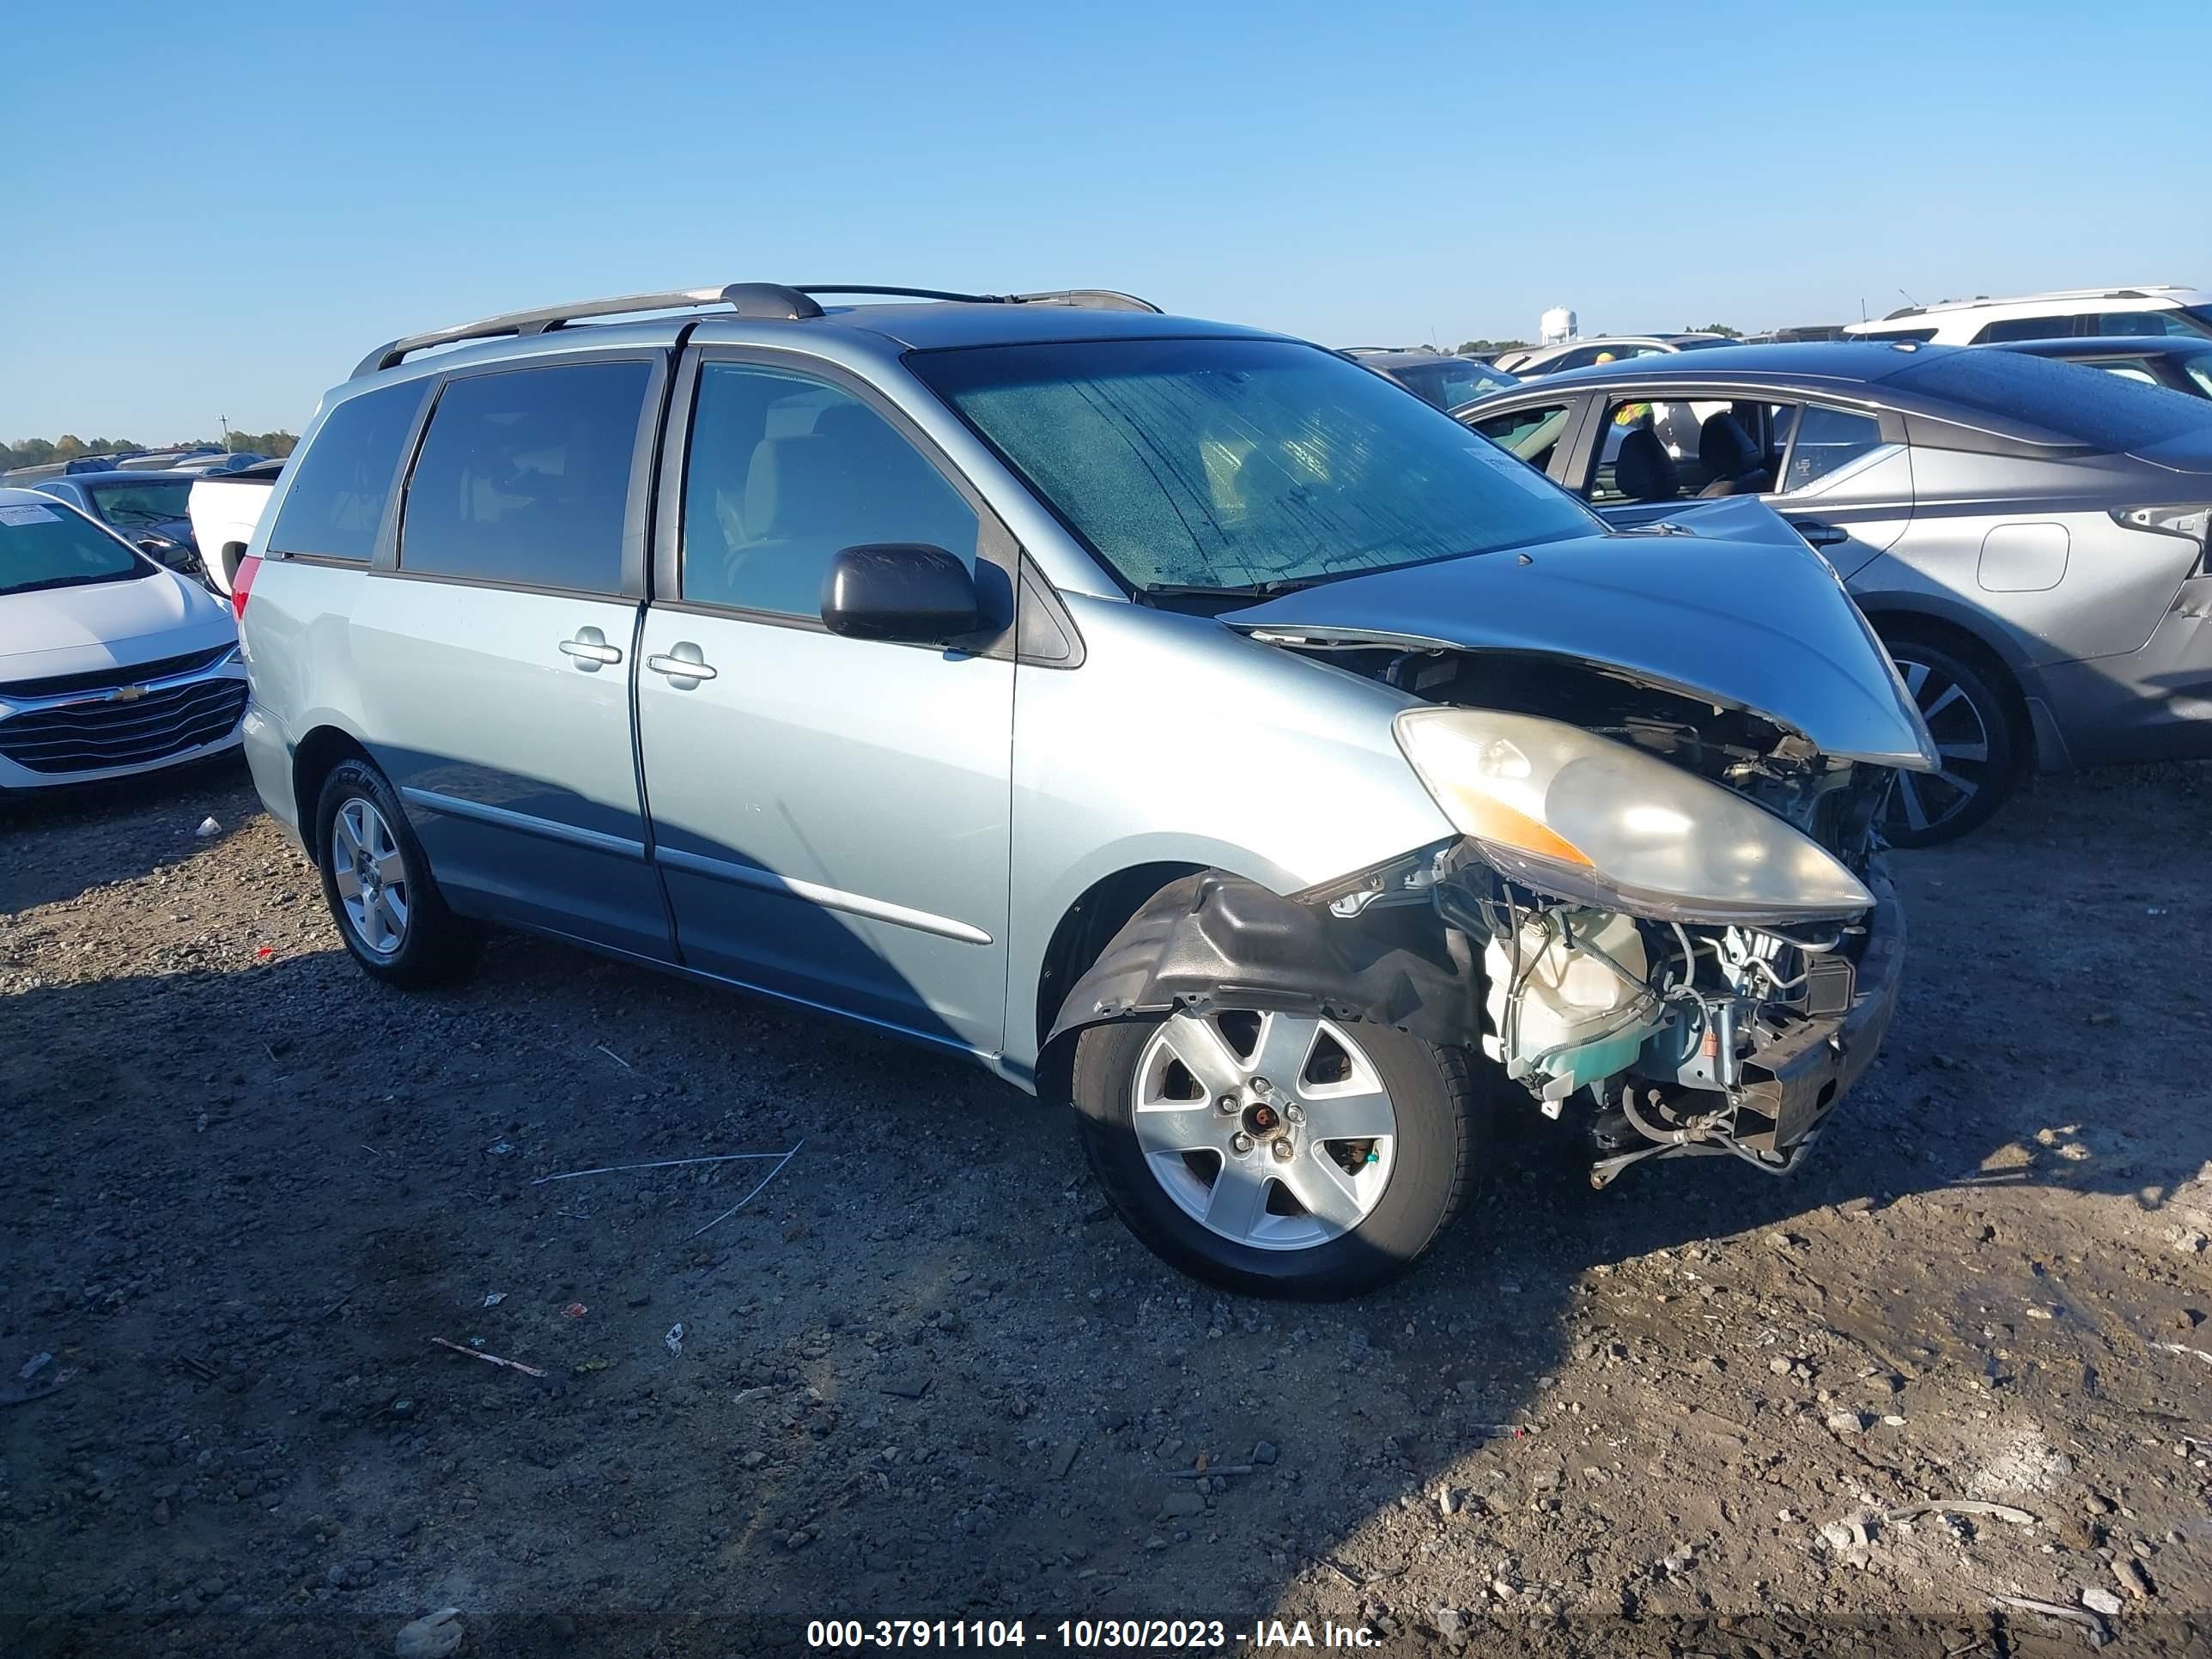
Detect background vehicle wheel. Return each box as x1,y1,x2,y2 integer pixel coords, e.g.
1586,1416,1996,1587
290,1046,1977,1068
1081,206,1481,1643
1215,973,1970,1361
1070,1009,1481,1298
1878,638,2022,847
313,760,483,988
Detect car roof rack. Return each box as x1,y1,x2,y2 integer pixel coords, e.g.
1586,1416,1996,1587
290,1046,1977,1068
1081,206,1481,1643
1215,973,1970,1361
353,282,1163,377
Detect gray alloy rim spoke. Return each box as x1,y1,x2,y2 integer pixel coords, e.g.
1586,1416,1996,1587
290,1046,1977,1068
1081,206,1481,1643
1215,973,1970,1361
1278,1154,1370,1235
1201,1162,1273,1240
1130,1012,1396,1253
1247,1010,1319,1090
1920,682,1967,721
1298,1084,1396,1143
334,796,410,958
1895,772,1931,832
1152,1014,1247,1099
1133,1101,1221,1157
1884,658,1991,835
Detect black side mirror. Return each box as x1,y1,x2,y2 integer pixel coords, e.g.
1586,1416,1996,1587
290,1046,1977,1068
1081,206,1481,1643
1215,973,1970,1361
138,537,201,574
820,544,979,644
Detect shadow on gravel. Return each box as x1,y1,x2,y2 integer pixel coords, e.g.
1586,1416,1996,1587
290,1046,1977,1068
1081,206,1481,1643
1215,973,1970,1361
0,754,252,914
3,764,2209,1657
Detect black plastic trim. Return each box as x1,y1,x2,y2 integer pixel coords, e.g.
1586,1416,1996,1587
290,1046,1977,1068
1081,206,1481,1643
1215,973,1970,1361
1042,872,1477,1054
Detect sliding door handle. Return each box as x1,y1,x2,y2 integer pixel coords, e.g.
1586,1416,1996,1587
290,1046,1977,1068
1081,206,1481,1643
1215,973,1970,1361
560,627,623,669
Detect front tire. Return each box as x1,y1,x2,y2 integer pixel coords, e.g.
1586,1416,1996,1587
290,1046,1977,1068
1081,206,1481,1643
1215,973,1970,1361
313,760,483,988
1071,1009,1482,1298
1878,638,2022,846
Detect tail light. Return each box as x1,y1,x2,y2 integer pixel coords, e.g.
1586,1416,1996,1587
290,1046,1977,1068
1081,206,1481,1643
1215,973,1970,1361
230,553,261,624
229,555,262,628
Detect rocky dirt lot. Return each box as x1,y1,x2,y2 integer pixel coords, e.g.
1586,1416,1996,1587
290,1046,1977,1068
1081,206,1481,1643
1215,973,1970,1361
3,757,2210,1658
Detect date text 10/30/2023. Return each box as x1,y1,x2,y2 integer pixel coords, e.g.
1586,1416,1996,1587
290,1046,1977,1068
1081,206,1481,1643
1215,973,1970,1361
806,1620,1382,1650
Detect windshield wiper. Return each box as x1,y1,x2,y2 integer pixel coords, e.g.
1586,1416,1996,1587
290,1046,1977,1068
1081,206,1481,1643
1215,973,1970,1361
3,571,140,596
1140,576,1325,603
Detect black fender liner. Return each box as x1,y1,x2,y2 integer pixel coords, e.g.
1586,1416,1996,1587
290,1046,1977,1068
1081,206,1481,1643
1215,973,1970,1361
1042,872,1480,1060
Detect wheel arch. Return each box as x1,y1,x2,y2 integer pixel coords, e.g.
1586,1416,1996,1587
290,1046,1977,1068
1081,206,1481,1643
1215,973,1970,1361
1031,868,1478,1110
1031,861,1208,1108
289,724,377,860
1857,602,2040,761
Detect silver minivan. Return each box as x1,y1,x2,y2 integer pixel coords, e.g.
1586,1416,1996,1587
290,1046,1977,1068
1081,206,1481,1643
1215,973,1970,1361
238,283,1934,1297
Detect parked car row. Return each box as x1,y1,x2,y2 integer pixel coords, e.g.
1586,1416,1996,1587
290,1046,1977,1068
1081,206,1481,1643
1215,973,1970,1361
0,487,246,793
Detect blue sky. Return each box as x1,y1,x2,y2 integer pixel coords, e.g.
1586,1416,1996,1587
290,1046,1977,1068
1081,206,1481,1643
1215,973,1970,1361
5,0,2209,441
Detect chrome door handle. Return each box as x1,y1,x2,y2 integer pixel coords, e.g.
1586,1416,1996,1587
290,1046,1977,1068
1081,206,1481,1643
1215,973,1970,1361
647,646,718,684
560,627,623,669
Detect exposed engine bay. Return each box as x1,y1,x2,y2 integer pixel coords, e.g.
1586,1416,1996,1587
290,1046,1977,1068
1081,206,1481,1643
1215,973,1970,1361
1290,642,1904,1188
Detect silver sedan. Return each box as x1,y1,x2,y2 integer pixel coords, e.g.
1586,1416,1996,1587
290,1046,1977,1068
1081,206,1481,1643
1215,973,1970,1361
1460,343,2212,842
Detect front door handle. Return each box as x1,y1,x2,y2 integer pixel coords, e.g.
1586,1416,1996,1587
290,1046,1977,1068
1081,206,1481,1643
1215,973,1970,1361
560,627,623,670
647,642,717,685
1791,519,1850,549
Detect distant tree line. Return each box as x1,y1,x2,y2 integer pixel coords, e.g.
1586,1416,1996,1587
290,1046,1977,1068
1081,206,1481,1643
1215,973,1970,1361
3,430,297,471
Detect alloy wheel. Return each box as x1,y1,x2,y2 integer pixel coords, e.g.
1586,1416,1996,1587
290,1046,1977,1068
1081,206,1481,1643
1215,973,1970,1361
331,796,410,957
1130,1011,1396,1252
1882,654,1994,840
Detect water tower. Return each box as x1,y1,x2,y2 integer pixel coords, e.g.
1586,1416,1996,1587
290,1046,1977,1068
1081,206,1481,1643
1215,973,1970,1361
1540,306,1577,345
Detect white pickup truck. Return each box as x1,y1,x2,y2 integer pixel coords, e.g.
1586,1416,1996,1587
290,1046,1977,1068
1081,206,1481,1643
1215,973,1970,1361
185,459,286,596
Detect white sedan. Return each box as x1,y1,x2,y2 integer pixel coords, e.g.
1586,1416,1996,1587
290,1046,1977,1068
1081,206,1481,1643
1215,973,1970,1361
0,487,246,792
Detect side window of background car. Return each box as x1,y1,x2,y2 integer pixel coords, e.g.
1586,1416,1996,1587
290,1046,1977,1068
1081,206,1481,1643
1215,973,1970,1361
1972,315,2075,343
1587,398,1778,502
268,380,428,562
680,363,981,620
1468,403,1572,473
1780,405,1884,493
2095,311,2191,337
399,361,650,592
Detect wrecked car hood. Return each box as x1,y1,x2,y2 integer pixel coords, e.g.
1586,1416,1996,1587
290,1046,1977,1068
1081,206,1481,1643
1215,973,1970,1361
1225,516,1937,769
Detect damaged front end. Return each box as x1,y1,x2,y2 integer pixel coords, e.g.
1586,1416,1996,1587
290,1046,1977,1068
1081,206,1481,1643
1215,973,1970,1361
1297,646,1915,1188
1047,527,1931,1194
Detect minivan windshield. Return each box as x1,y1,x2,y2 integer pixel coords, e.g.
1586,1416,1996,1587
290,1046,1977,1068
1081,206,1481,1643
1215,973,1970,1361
0,500,148,595
915,337,1598,592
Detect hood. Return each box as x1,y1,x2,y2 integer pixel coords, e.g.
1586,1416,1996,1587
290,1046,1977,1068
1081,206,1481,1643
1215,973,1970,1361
1225,519,1937,769
0,568,235,689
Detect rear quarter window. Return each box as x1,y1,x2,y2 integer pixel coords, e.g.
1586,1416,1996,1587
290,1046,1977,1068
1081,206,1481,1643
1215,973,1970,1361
1889,349,2212,452
268,381,429,562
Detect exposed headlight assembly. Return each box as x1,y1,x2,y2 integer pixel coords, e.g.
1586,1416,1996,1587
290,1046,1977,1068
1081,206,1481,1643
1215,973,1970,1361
1393,708,1875,926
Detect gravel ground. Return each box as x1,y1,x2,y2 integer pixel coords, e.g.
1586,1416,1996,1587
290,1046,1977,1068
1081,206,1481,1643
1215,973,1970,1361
3,755,2210,1658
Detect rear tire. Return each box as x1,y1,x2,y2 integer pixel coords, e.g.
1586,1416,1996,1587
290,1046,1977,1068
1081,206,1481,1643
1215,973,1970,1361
1878,637,2022,846
1071,1010,1483,1298
313,759,483,988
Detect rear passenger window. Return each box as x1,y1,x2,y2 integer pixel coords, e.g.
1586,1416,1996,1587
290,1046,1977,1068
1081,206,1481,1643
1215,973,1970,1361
1468,402,1571,471
1781,405,1884,491
680,362,979,618
399,361,649,592
268,380,426,562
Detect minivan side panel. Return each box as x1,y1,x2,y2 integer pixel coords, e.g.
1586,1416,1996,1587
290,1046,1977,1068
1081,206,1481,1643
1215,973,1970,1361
237,560,378,844
1001,597,1455,1077
346,578,670,957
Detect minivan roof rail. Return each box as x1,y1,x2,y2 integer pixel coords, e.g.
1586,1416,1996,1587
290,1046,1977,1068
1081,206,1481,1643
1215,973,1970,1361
353,282,1164,377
